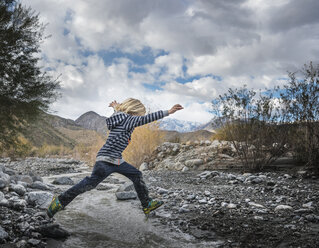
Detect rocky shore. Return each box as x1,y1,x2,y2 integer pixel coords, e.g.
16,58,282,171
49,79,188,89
0,157,87,247
143,170,319,247
1,155,318,247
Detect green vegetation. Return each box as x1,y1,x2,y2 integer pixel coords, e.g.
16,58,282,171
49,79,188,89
212,62,319,172
0,0,60,152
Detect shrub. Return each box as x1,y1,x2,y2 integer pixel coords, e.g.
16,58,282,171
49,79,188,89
122,121,164,168
212,86,289,171
280,62,319,170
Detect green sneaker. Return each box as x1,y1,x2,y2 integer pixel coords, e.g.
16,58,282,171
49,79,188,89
143,199,164,215
47,196,63,218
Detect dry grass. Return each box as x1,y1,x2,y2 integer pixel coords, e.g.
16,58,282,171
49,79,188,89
122,121,164,167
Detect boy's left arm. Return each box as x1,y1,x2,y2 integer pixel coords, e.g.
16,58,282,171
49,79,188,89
123,110,169,130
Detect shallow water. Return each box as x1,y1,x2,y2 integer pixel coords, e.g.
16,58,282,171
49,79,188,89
45,174,224,248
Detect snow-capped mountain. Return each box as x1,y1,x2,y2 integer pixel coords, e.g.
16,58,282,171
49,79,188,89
159,118,203,133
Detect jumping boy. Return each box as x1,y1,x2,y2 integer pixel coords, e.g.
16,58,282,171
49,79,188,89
47,98,183,218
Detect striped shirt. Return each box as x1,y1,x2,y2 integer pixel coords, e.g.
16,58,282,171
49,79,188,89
96,110,169,161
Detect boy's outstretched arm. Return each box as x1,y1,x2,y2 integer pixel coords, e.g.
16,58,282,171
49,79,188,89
123,104,183,130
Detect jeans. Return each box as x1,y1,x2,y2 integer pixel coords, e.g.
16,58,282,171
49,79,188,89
58,161,151,208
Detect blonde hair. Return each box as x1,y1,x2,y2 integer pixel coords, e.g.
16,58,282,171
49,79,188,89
115,98,146,116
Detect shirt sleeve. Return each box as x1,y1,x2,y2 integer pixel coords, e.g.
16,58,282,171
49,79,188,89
123,110,169,130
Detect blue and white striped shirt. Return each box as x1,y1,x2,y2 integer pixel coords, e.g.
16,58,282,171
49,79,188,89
96,110,169,160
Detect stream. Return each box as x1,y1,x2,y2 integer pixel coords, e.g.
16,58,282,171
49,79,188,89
43,172,224,248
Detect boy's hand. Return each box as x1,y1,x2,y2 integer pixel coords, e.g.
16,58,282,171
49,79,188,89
168,104,184,114
109,100,119,108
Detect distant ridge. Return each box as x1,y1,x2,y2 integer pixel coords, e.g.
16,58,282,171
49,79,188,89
75,111,108,135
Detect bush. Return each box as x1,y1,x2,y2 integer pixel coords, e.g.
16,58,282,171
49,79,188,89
122,121,164,168
212,86,289,171
280,62,319,170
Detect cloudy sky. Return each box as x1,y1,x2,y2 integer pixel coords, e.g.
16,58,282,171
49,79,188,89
22,0,319,123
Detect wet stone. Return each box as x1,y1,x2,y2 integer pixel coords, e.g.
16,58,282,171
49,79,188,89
37,223,70,239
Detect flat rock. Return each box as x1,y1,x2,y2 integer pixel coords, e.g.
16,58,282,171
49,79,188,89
52,177,74,185
37,223,70,239
30,181,51,191
115,191,137,200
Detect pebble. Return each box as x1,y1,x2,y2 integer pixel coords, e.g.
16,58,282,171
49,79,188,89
248,202,267,209
157,187,169,194
274,205,293,211
199,199,207,204
227,203,237,209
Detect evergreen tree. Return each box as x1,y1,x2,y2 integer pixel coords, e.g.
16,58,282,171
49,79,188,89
0,0,60,152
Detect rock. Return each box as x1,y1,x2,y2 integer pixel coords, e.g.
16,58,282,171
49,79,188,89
37,223,70,239
117,182,135,192
179,204,190,213
139,162,149,171
13,199,27,210
283,174,292,179
227,203,237,209
30,181,51,191
0,198,9,207
185,159,204,167
221,202,228,207
197,171,218,179
115,191,137,200
27,191,54,209
254,216,264,220
248,202,267,209
199,199,207,204
0,226,9,240
305,214,319,223
186,194,196,200
3,168,15,176
275,205,293,212
28,238,41,246
0,191,4,201
0,179,7,189
52,177,74,185
157,187,169,194
204,191,211,196
20,175,33,184
0,172,10,188
302,202,314,209
10,183,26,196
96,183,113,191
227,174,237,180
16,240,28,248
182,166,189,172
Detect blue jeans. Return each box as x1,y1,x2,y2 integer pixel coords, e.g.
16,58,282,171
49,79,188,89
58,161,151,208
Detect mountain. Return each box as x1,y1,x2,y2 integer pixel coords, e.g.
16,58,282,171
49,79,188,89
159,118,203,133
75,111,108,135
74,111,208,134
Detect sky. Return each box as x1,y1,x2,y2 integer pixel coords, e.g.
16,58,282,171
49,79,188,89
22,0,319,124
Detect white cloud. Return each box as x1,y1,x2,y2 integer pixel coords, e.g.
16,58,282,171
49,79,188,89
20,0,319,125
